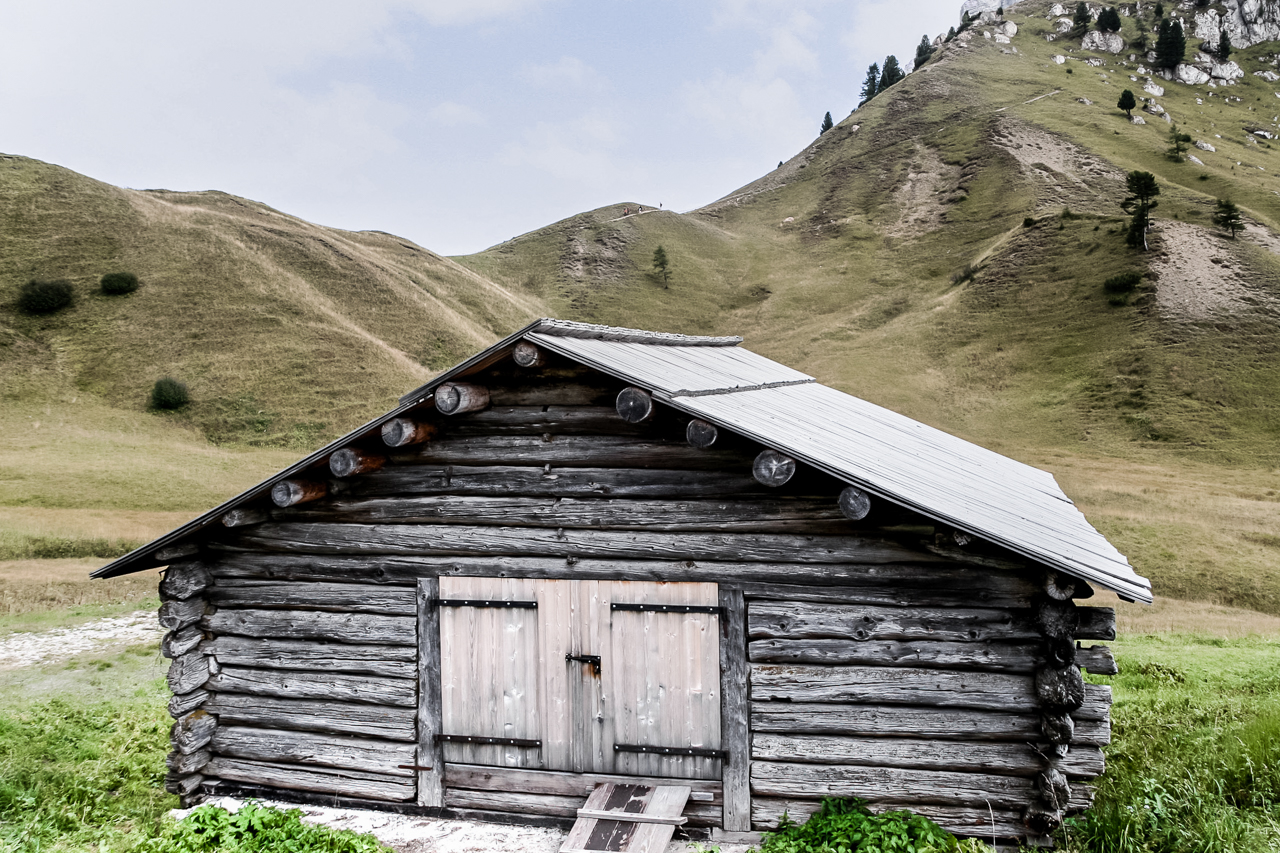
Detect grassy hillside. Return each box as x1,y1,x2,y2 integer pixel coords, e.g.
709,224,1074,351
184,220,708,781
0,155,545,448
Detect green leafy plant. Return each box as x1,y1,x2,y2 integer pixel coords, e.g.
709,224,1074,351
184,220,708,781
1104,271,1143,294
17,278,75,315
1118,89,1137,117
754,798,981,853
101,271,141,295
136,802,389,853
151,377,191,410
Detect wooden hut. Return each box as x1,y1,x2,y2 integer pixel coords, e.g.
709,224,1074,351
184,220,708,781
95,319,1151,847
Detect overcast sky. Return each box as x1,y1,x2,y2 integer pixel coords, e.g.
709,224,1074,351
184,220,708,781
1,1,967,255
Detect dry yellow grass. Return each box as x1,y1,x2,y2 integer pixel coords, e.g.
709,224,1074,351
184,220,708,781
0,558,160,633
1095,589,1280,639
0,508,193,543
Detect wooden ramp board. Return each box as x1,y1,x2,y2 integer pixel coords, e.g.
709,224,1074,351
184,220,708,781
560,783,692,853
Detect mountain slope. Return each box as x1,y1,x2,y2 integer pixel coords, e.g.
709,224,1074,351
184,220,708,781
0,154,544,446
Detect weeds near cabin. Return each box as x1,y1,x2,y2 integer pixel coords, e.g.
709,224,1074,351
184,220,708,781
754,798,984,852
137,802,389,853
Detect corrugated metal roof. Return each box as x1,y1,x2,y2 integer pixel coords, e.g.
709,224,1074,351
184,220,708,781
94,318,1153,603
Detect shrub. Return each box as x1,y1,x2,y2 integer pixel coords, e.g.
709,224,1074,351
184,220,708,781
100,271,140,295
951,263,980,285
142,802,388,853
1023,217,1038,228
1104,271,1143,293
151,377,190,410
758,798,973,853
17,279,74,315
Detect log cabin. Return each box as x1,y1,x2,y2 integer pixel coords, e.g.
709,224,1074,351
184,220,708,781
95,319,1151,847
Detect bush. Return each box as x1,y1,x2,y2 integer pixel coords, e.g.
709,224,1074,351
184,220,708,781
757,798,979,853
951,263,980,285
17,279,74,315
151,377,190,410
1104,271,1143,293
1023,217,1037,228
100,271,140,295
140,802,388,853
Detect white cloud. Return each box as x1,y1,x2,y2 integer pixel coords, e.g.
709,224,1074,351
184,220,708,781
500,116,632,186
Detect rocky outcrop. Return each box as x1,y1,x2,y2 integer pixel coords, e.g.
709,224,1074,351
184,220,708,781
1082,30,1125,53
1195,140,1217,151
1144,82,1165,97
1053,54,1067,64
1194,1,1280,51
1131,115,1147,124
961,0,1026,17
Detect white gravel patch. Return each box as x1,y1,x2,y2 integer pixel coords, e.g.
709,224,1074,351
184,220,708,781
174,797,755,853
0,611,160,671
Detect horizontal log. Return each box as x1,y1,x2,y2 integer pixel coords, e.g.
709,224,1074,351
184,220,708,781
173,710,217,755
739,580,1035,611
168,650,211,695
212,725,414,777
750,734,1105,779
749,600,1038,643
203,757,414,802
160,561,213,600
156,543,199,562
203,608,415,646
485,383,621,408
230,523,941,566
208,582,416,616
443,763,721,801
512,341,545,368
202,636,417,679
205,693,415,741
1077,683,1112,722
443,406,651,437
165,772,203,798
750,664,1037,712
442,788,720,826
329,448,386,479
205,665,416,707
751,702,1111,746
1076,607,1116,642
436,383,490,416
167,748,211,775
332,464,777,499
750,797,1029,839
159,598,207,631
382,417,439,448
750,638,1041,673
1078,645,1117,676
751,760,1034,810
280,495,857,535
162,625,204,659
170,689,210,719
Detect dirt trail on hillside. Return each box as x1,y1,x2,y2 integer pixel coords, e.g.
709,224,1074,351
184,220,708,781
0,611,159,671
1152,222,1280,322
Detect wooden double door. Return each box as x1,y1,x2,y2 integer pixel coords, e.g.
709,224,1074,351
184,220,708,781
434,577,722,780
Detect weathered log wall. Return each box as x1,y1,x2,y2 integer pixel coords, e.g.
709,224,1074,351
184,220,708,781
156,353,1115,841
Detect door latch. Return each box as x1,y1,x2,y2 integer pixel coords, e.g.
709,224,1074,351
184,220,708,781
565,653,602,675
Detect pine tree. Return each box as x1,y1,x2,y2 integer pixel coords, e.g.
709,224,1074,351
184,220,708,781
1154,2,1164,18
1216,29,1232,61
860,63,880,104
1212,198,1243,237
652,246,670,287
1155,17,1186,68
946,26,957,42
1166,124,1192,160
1072,2,1091,36
915,35,935,68
820,111,834,134
1118,89,1137,117
1121,171,1161,250
879,55,905,92
1098,7,1122,32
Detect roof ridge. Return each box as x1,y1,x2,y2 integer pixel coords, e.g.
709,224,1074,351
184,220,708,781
532,318,741,347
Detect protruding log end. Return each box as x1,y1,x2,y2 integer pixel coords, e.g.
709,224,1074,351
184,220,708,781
753,449,796,487
1022,803,1064,835
1040,711,1075,745
686,418,719,449
329,447,387,478
382,417,438,448
159,562,212,601
164,772,204,797
1036,665,1086,711
1043,635,1077,669
221,508,268,528
1035,768,1072,813
271,479,328,508
616,387,655,423
837,486,873,520
436,383,490,416
1035,598,1080,640
1044,570,1092,601
513,341,546,368
154,543,199,563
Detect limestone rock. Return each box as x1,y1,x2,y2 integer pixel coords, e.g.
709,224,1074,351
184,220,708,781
1055,17,1074,32
1144,102,1166,115
1131,115,1147,124
1054,54,1067,64
1211,60,1244,81
1088,58,1105,67
1256,70,1280,82
1077,97,1093,105
984,30,992,39
1050,3,1066,15
1189,154,1205,165
1175,63,1212,85
1195,139,1216,151
1194,1,1280,51
995,33,1011,43
1144,82,1165,97
1253,128,1276,139
997,20,1018,36
1082,30,1125,53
